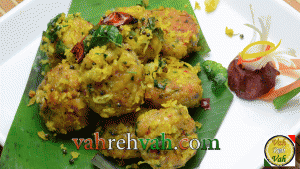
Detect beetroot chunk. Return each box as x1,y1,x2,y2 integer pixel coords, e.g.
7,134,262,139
227,58,279,100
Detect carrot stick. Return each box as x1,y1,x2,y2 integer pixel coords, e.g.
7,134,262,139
259,79,300,102
280,70,300,79
278,61,300,70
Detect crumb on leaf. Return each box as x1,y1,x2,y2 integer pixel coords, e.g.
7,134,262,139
70,151,80,159
60,144,67,150
29,90,36,97
195,122,202,129
38,131,48,141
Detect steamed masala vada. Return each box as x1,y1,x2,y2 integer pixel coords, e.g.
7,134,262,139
80,45,145,118
98,113,141,159
150,7,201,59
136,101,198,169
144,57,203,108
35,63,88,134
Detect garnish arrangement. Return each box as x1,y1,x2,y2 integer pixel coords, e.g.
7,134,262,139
228,5,300,109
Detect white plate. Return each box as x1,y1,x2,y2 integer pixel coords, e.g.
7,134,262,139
1,0,300,168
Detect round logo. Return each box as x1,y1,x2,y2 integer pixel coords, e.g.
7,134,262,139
264,135,295,166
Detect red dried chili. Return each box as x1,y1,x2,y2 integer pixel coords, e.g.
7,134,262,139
98,12,137,27
70,39,85,63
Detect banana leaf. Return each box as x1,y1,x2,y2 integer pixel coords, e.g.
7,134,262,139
0,0,233,168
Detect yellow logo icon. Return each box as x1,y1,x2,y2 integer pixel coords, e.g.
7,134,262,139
264,135,295,166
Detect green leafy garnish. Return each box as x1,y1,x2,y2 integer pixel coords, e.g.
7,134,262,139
273,85,300,110
55,40,67,58
153,27,164,41
43,14,65,42
47,13,62,29
147,17,156,30
202,60,227,86
137,0,149,8
83,25,123,52
143,17,164,42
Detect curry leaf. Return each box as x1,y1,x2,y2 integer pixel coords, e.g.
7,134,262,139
143,17,164,42
47,13,62,29
55,40,67,58
147,17,156,30
84,25,122,52
153,28,164,41
137,0,149,8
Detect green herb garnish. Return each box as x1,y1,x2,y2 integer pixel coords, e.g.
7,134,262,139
202,60,227,86
137,0,149,8
143,17,164,42
47,13,62,29
43,14,66,42
55,40,67,58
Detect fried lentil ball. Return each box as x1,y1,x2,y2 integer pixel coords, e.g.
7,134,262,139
150,7,201,59
136,101,198,169
144,57,203,108
35,63,88,134
40,13,93,67
80,45,145,118
98,113,141,159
